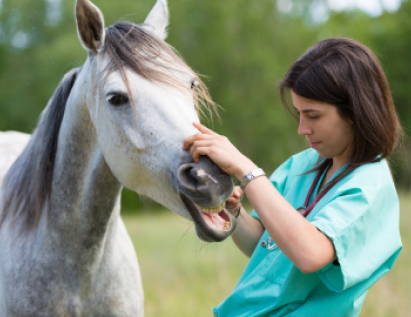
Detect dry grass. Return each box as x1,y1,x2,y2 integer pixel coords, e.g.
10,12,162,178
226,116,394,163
123,193,411,317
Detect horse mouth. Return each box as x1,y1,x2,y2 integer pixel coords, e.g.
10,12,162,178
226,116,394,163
179,193,237,242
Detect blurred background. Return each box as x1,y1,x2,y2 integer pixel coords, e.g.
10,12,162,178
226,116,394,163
1,0,410,316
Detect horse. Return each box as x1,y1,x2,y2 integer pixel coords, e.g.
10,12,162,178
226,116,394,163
0,0,237,315
0,131,30,186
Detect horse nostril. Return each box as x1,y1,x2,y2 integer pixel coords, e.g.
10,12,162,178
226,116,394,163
177,156,234,207
178,162,215,189
178,163,200,190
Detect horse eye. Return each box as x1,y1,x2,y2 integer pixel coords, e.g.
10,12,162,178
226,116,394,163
191,80,199,89
107,93,129,106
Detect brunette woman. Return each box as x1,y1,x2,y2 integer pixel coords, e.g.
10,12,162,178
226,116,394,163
183,38,402,317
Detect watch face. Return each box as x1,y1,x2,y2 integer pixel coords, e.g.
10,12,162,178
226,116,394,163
251,168,264,178
241,169,265,189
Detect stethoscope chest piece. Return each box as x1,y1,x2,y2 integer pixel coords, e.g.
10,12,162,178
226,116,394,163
297,207,306,215
261,237,278,251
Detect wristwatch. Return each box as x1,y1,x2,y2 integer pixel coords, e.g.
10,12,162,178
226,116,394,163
239,168,266,190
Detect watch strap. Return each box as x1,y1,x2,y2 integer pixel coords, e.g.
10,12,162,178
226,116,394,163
239,168,266,190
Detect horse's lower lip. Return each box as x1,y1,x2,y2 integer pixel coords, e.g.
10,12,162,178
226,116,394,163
179,193,237,242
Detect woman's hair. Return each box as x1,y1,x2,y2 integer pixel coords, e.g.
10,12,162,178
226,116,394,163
279,37,402,192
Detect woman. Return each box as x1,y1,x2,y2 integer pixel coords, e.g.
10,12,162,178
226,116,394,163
183,38,402,317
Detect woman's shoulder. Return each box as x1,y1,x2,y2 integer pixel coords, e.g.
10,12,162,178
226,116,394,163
271,149,396,196
285,149,394,190
340,159,395,192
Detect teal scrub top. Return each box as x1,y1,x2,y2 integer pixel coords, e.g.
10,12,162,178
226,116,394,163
213,149,402,317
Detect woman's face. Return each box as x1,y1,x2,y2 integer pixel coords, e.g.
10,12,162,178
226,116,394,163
291,91,355,167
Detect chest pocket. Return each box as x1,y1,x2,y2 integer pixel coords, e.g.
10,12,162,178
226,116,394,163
259,248,294,284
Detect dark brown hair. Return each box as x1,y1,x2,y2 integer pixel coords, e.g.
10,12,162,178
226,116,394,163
279,38,402,192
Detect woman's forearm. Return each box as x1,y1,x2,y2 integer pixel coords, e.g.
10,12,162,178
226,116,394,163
230,206,265,258
242,176,336,273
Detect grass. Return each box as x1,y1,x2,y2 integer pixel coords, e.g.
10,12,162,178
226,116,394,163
123,193,411,317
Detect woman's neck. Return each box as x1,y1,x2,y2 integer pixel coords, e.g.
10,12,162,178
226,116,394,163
321,156,348,188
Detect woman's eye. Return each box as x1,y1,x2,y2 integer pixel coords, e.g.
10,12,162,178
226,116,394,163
107,94,129,106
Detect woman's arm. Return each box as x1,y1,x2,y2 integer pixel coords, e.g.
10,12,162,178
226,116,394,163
225,202,265,257
183,122,336,273
243,176,335,273
224,187,264,257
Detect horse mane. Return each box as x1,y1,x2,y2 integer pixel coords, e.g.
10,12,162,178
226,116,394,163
0,68,79,232
104,21,217,120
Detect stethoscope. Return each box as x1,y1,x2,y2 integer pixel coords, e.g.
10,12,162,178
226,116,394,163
261,237,278,251
261,168,329,251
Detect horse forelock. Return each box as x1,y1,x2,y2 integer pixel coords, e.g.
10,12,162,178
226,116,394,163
0,68,80,233
103,21,218,121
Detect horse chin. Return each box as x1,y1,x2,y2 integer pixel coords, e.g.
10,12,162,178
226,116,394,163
179,193,237,242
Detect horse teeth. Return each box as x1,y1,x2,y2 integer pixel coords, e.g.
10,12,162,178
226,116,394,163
197,202,226,214
224,222,231,231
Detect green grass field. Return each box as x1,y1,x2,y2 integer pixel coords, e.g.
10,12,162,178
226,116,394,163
123,193,411,317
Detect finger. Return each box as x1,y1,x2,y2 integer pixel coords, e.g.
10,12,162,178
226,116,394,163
232,187,241,198
183,133,213,150
189,140,213,159
191,146,213,163
226,196,241,205
226,199,241,211
193,122,218,136
233,186,244,197
226,203,241,211
183,133,205,150
182,137,194,150
226,193,240,203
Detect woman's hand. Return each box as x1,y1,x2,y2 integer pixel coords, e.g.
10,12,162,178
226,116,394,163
225,186,243,216
183,122,257,179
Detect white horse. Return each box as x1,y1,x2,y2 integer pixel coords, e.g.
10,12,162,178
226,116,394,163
0,0,237,315
0,131,30,186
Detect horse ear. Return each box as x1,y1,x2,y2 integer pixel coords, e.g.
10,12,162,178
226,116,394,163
142,0,169,40
75,0,105,54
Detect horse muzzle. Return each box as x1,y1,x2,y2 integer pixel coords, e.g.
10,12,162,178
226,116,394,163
177,156,237,242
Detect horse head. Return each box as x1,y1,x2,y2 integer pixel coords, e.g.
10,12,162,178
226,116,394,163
74,0,237,242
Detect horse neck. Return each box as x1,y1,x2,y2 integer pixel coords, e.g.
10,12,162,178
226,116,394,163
45,90,123,260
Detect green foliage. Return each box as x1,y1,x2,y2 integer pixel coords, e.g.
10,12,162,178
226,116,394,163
367,2,411,187
1,0,410,212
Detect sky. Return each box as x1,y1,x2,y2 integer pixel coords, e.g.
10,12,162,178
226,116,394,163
277,0,404,23
327,0,403,16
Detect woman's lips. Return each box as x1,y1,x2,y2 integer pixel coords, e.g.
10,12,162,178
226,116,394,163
309,141,321,148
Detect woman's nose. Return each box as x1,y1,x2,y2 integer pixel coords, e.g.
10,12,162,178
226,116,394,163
298,118,312,135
